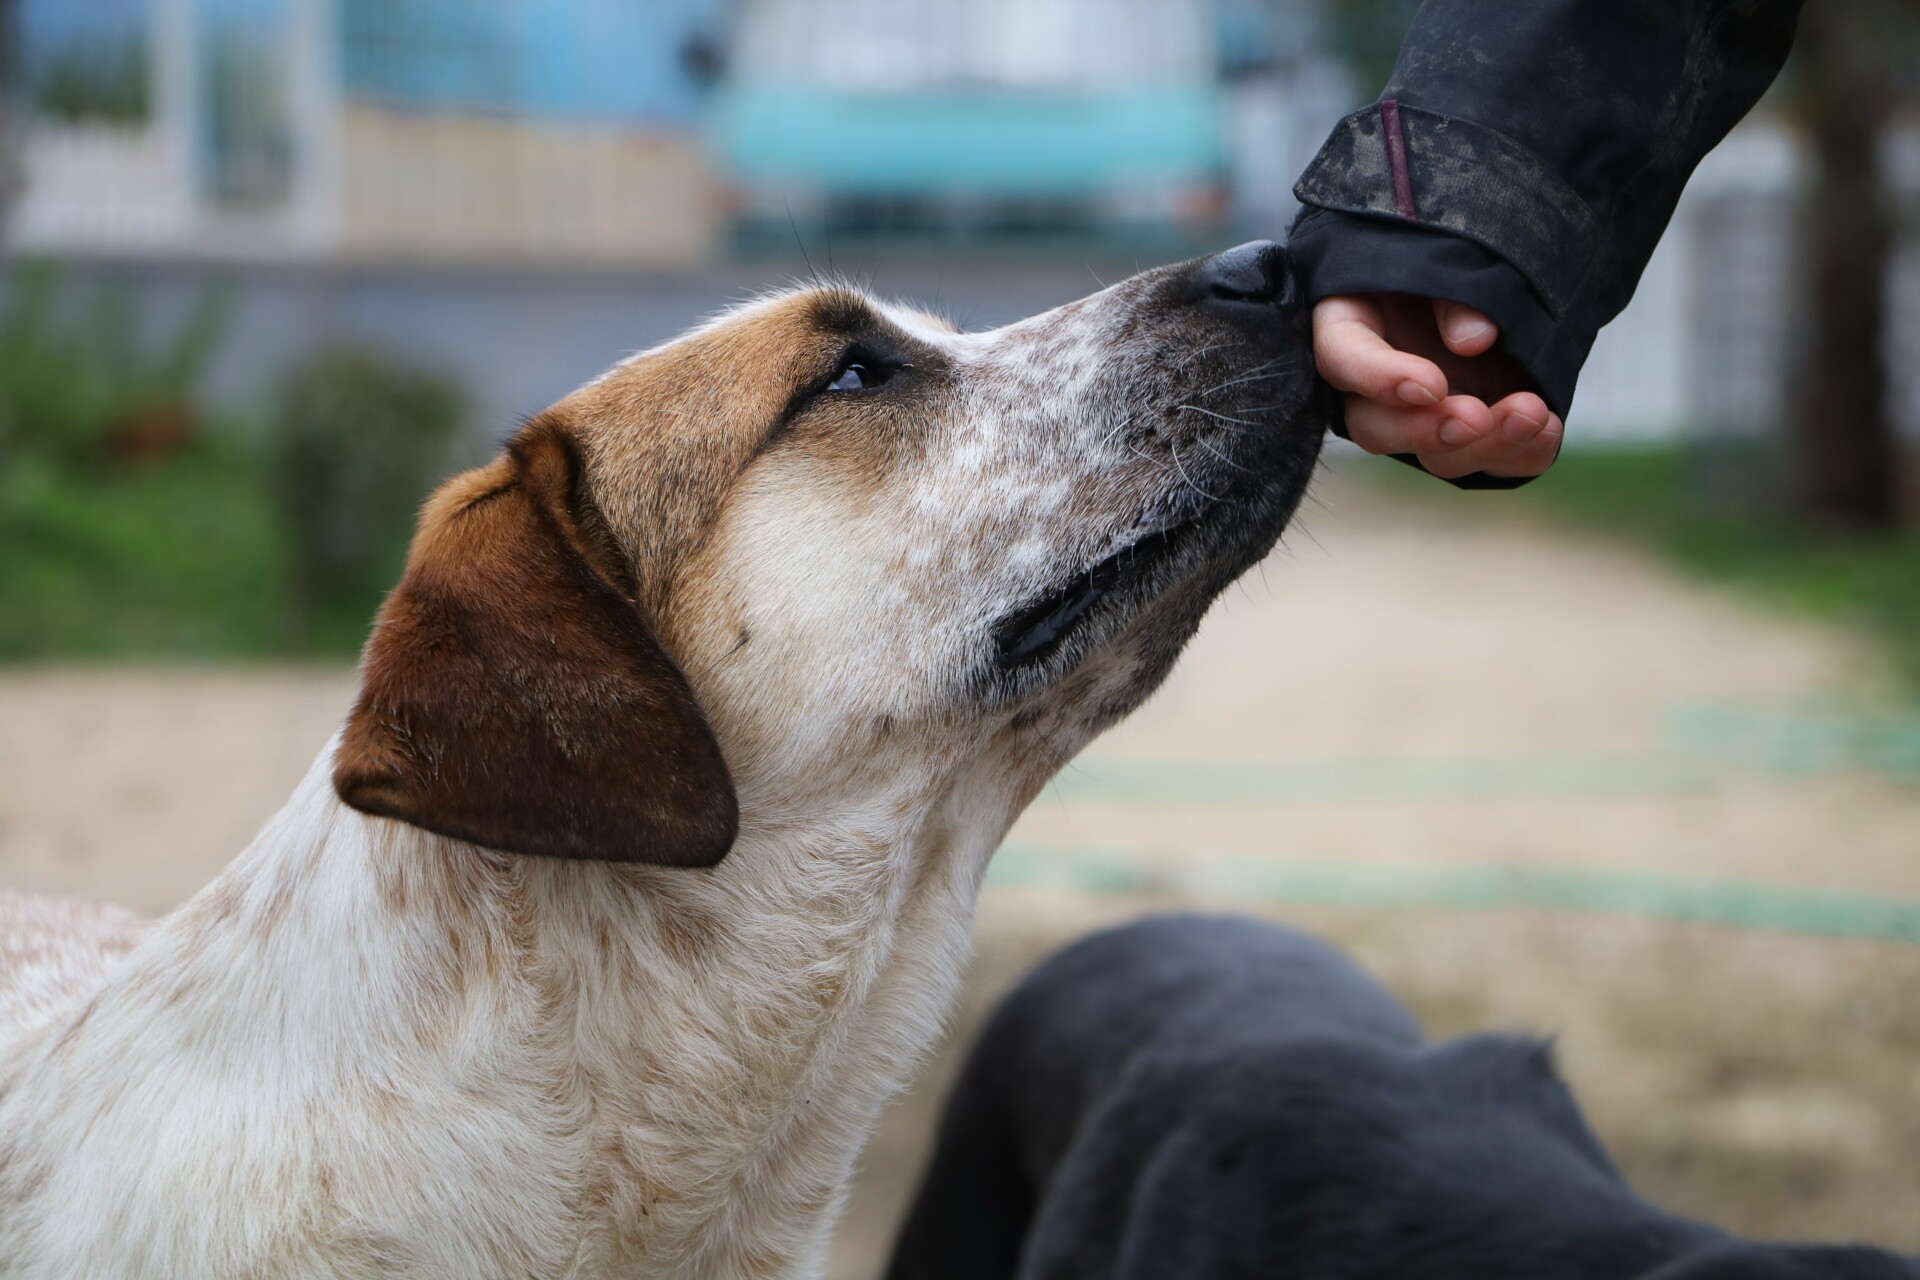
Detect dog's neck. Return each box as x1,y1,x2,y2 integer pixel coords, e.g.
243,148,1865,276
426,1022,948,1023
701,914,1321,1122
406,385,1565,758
60,740,1021,1279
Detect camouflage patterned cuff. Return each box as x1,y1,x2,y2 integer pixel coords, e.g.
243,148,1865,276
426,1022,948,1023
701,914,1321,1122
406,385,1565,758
1293,102,1604,319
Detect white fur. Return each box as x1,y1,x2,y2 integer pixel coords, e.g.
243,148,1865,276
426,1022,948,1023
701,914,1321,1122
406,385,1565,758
0,740,1014,1279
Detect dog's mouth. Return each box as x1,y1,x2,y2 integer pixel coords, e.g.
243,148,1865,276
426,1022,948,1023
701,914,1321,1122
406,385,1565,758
993,517,1203,669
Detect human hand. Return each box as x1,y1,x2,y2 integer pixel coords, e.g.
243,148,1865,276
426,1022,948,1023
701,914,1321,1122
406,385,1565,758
1312,293,1563,479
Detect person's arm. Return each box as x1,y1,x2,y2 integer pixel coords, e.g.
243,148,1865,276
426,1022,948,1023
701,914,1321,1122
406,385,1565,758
1293,0,1805,486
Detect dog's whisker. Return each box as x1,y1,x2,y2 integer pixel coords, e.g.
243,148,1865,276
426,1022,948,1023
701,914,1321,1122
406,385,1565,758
1195,436,1254,475
1175,404,1262,431
1121,440,1170,474
1193,361,1302,397
1168,440,1227,502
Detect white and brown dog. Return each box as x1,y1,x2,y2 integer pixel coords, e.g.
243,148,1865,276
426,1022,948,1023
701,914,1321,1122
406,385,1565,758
0,243,1325,1279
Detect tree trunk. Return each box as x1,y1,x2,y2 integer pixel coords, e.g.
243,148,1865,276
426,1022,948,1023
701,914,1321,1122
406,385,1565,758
1785,8,1902,533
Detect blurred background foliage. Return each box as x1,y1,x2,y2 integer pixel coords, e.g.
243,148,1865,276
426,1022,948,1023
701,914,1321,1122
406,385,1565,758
0,262,223,468
0,266,464,658
270,347,463,651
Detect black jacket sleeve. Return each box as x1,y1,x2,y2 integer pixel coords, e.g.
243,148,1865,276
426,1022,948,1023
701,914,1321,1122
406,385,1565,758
1290,0,1803,486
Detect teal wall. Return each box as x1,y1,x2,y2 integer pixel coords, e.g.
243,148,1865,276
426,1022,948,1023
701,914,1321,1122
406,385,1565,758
716,83,1224,196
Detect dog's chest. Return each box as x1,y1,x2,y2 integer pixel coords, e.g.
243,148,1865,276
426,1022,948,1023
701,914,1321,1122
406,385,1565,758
576,948,968,1277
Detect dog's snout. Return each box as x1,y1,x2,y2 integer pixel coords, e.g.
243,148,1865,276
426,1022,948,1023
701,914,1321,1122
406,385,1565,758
1190,240,1294,311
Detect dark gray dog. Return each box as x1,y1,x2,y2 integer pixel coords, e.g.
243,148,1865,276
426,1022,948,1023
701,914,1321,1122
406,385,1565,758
887,914,1919,1280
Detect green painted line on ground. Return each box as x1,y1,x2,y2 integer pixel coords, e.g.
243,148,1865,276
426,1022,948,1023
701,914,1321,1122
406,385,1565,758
1045,703,1920,810
1046,750,1745,808
1664,702,1920,778
988,844,1920,944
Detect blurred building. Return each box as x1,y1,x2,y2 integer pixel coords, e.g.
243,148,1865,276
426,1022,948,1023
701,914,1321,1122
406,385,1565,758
714,0,1352,248
718,0,1224,244
10,0,1356,262
11,0,723,265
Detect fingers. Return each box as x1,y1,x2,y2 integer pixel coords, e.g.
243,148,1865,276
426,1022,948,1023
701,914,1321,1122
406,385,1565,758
1432,300,1498,357
1313,297,1448,407
1315,292,1559,480
1344,389,1563,480
1414,394,1564,479
1343,393,1494,457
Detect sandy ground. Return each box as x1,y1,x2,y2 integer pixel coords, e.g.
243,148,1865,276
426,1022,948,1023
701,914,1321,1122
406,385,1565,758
3,461,1917,1273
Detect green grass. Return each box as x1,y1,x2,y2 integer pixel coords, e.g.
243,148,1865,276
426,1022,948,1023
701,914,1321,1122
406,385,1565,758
0,444,386,662
0,272,455,663
1384,447,1920,689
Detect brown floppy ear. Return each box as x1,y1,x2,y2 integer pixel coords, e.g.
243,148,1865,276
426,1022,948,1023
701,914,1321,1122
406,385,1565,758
333,415,737,867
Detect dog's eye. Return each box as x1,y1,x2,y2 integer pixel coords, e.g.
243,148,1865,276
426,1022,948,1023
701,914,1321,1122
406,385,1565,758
825,356,902,393
828,364,872,392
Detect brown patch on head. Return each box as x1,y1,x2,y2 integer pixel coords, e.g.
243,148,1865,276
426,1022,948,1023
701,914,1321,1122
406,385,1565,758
333,414,737,866
562,291,857,608
561,287,945,618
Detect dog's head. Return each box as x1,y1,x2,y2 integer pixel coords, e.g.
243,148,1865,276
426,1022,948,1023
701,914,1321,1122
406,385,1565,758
333,242,1326,865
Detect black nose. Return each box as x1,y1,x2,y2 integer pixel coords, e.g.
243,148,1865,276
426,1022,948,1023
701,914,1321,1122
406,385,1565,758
1192,240,1293,308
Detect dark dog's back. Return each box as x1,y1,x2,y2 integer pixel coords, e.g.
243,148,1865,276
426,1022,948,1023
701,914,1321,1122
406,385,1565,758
887,915,1919,1280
